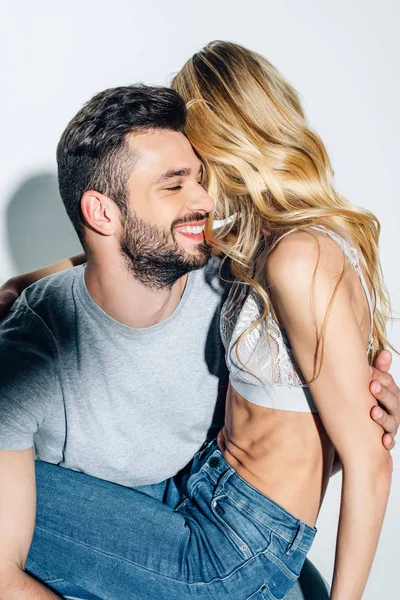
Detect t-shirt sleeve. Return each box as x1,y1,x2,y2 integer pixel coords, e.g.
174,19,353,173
0,304,60,450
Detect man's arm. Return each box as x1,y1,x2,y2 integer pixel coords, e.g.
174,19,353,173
0,302,64,598
0,449,59,599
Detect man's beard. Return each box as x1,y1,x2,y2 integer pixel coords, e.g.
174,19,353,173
120,209,212,290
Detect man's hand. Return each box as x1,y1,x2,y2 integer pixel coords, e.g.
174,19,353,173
0,278,20,318
370,349,399,450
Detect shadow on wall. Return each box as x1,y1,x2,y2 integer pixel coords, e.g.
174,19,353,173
6,173,83,275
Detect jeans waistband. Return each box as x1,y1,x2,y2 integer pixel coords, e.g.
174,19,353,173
197,438,316,553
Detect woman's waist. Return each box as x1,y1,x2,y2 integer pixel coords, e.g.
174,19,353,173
217,428,335,526
190,436,317,548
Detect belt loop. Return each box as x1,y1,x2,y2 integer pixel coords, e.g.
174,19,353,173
212,467,234,496
286,521,305,555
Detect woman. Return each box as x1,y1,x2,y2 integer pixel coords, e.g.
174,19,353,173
1,42,394,599
173,41,394,598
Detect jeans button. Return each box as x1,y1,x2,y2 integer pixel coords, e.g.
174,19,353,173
209,457,219,468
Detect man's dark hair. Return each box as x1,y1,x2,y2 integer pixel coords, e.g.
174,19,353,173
57,85,187,244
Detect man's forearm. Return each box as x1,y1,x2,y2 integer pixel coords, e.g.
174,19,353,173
0,566,59,599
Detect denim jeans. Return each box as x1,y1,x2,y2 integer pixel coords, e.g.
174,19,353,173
26,439,329,600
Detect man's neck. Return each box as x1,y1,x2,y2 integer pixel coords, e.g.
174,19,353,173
84,257,188,329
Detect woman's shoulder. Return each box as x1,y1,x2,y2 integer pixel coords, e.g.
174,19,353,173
266,228,346,288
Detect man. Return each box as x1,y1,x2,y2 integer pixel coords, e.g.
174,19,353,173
0,85,398,600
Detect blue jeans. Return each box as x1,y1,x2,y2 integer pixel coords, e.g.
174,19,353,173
26,439,329,600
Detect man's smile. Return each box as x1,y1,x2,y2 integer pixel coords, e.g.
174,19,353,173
174,220,206,242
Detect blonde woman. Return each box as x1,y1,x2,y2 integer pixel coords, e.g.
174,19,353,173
0,44,397,600
172,41,395,599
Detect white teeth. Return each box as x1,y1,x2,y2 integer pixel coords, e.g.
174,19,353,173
179,225,205,234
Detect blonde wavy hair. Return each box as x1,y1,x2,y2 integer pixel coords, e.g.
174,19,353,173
171,40,392,371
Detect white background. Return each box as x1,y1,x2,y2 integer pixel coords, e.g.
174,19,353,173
1,1,399,597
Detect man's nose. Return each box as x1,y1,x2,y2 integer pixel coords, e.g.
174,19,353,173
187,186,215,214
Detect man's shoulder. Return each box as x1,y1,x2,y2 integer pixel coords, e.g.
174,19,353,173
0,266,82,346
13,265,82,321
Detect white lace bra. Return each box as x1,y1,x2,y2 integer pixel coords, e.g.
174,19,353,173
220,227,374,413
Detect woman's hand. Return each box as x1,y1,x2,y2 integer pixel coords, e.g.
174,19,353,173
0,278,20,317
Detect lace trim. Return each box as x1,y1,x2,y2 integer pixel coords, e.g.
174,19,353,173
220,227,374,397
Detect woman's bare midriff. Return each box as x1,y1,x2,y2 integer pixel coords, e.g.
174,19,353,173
218,384,336,527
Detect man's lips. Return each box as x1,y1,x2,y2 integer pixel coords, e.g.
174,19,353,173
174,220,207,241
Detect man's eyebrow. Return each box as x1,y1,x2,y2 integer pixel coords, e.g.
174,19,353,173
154,165,203,185
155,168,192,185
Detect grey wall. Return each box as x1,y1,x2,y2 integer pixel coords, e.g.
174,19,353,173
1,1,399,597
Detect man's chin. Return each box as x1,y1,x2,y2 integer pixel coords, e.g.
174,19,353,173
181,244,212,268
178,239,211,257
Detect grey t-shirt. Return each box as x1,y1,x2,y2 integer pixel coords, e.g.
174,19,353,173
0,259,228,486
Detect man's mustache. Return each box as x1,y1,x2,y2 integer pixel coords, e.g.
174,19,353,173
171,213,209,230
171,212,238,232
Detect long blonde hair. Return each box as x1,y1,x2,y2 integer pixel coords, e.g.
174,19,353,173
171,41,393,368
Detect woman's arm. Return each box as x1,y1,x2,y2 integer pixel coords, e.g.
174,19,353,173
267,232,392,600
12,254,86,290
0,253,86,316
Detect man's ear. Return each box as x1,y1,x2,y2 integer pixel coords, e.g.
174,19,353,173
80,191,119,236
